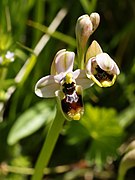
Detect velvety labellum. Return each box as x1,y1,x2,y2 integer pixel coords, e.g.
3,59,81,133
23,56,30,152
61,81,83,120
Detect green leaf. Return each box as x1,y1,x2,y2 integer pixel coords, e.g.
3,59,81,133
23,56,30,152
81,104,123,168
66,121,90,145
7,100,56,145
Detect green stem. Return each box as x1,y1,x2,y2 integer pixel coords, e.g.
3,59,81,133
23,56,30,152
31,106,65,180
117,167,126,180
77,45,85,69
0,67,7,80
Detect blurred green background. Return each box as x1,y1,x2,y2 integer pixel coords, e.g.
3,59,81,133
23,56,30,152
0,0,135,179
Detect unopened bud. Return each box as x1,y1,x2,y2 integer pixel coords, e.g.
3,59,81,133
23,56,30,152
90,12,100,32
75,14,93,49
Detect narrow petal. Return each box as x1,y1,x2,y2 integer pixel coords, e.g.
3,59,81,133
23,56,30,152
51,49,75,75
96,53,114,71
73,69,94,89
35,75,60,98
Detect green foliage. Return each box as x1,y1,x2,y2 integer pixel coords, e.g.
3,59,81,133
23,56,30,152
66,120,89,145
82,105,123,166
67,104,124,168
7,100,56,145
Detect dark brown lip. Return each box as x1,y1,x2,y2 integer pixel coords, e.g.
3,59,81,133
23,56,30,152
94,65,113,82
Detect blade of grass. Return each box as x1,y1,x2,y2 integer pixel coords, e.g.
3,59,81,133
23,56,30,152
27,20,76,47
32,0,44,45
15,8,68,84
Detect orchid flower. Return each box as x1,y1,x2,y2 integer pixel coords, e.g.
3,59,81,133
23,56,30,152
35,49,93,120
85,40,120,87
